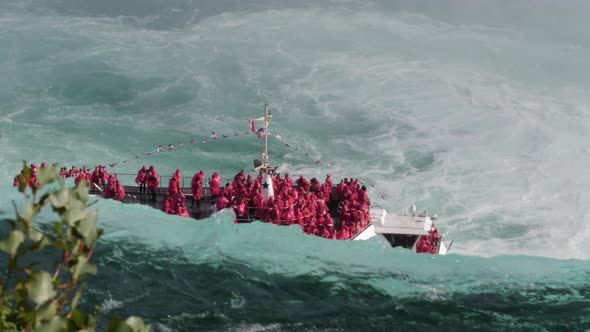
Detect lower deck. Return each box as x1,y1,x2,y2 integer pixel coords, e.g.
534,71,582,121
93,184,343,222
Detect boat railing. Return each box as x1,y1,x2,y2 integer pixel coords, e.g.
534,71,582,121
109,173,234,190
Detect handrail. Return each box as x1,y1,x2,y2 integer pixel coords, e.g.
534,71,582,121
106,172,235,189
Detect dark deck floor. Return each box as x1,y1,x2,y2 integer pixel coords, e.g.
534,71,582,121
92,184,342,222
91,185,217,219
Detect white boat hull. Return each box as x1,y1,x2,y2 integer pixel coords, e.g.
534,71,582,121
352,206,450,255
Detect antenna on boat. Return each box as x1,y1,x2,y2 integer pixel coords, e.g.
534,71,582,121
253,102,278,175
400,187,405,215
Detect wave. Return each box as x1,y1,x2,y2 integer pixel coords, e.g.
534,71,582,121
2,0,590,261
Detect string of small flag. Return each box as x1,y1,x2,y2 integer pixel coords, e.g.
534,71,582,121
104,118,274,168
107,122,391,200
104,129,255,168
4,121,392,201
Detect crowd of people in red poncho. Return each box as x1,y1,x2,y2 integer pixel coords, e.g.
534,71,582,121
134,166,374,240
13,163,371,240
13,163,126,201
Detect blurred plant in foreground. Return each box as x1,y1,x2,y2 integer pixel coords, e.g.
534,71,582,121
0,161,149,332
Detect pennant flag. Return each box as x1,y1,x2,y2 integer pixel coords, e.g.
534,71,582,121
256,128,265,138
201,140,206,144
146,152,152,156
157,145,163,152
211,132,217,140
190,139,195,145
178,142,184,148
261,172,275,203
168,144,174,150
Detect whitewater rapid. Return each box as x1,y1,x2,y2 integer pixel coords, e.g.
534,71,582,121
1,0,590,262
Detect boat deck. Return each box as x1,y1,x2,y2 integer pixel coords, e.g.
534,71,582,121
93,184,342,221
92,185,218,219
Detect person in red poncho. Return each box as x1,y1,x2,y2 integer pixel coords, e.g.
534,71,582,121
146,166,160,202
135,165,148,194
113,176,126,201
216,195,229,210
169,169,181,195
90,166,101,190
102,174,116,199
98,165,108,189
177,203,190,218
190,170,204,207
172,169,182,188
209,172,221,200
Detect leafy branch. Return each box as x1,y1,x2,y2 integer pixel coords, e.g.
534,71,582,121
0,161,150,331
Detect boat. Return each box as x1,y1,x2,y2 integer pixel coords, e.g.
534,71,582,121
88,103,451,254
353,205,451,255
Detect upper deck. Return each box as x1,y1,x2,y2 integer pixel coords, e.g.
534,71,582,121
371,207,433,236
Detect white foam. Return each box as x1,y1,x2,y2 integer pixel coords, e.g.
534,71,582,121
2,2,590,260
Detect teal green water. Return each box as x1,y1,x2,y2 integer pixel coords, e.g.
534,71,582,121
1,0,590,330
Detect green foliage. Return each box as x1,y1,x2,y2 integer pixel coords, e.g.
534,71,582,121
0,162,150,331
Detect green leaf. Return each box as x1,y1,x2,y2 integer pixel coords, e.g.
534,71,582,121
35,301,57,322
36,165,58,187
75,180,90,202
61,201,87,227
71,284,87,311
23,202,35,223
29,235,52,252
53,222,65,242
69,256,97,281
39,192,51,206
29,227,43,242
0,230,25,257
25,271,56,305
75,211,98,245
108,316,150,332
124,316,149,332
68,308,85,329
32,316,67,332
12,201,29,229
49,188,69,209
107,317,128,332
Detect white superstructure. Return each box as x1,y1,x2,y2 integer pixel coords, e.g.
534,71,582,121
352,205,451,255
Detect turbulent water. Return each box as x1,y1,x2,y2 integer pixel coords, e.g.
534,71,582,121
1,0,590,330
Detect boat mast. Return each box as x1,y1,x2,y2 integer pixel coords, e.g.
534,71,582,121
263,101,269,167
254,102,277,175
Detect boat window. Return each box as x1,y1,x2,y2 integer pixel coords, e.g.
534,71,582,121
384,234,419,249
